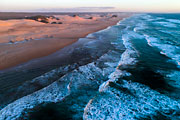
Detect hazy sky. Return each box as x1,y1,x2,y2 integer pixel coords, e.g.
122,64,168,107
1,0,180,13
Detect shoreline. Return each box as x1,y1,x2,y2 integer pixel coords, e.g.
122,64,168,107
0,16,128,119
0,13,132,71
0,16,128,111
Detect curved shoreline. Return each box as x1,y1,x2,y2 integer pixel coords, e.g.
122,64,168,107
0,15,132,110
0,13,132,71
0,18,127,119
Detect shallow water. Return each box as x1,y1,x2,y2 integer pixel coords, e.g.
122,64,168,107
1,14,180,120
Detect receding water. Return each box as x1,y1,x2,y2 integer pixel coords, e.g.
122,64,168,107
1,14,180,120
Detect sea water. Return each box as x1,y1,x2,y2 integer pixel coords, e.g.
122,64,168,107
1,14,180,120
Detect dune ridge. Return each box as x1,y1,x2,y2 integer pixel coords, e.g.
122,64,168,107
0,13,131,70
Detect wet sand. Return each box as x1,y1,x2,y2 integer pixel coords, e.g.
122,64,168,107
0,13,131,70
0,13,132,113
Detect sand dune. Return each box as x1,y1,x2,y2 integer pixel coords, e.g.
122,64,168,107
0,13,131,70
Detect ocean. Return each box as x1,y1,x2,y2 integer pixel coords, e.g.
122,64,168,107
1,13,180,120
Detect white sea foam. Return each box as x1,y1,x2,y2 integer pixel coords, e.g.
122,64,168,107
84,80,180,120
86,34,96,39
156,17,164,20
0,63,105,120
0,76,70,120
141,14,153,20
154,21,177,28
144,34,159,47
159,30,174,34
133,22,148,33
140,14,164,22
1,36,125,119
147,36,180,66
3,13,180,120
166,71,180,89
99,27,138,99
167,19,180,24
84,13,180,120
143,32,180,67
0,22,127,119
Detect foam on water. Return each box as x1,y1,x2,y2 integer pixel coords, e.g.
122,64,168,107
167,19,180,24
0,44,127,119
153,21,177,28
139,15,180,92
84,14,180,120
133,22,147,32
0,75,70,120
0,62,105,120
84,80,180,120
166,71,180,89
144,34,154,47
0,21,126,119
137,15,180,68
2,14,180,120
98,48,136,93
85,18,142,119
144,35,180,67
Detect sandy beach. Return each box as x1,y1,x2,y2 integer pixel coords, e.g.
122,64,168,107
0,0,179,119
0,13,131,70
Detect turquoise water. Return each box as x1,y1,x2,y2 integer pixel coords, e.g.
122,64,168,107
1,14,180,120
85,14,180,120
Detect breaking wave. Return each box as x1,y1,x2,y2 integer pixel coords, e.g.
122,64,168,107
1,13,180,120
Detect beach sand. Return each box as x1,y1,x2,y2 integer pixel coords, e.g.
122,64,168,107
0,13,131,70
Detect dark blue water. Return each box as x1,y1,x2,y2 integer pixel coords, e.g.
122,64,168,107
1,14,180,120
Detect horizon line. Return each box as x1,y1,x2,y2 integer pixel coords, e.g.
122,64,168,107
0,11,180,14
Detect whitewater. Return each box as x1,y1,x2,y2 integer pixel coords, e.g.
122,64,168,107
1,13,180,120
